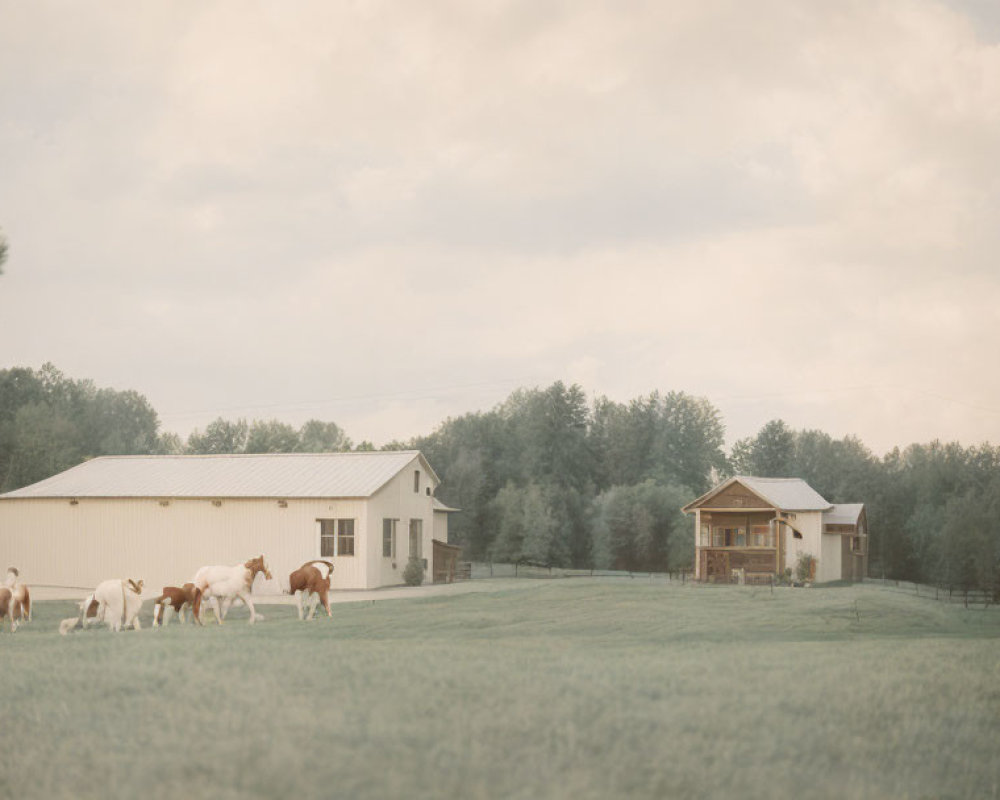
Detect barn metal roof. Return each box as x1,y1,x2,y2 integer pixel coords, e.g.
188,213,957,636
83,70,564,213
683,475,833,512
0,451,436,500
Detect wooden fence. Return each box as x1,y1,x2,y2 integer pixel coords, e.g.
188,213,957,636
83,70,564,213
870,577,996,608
469,562,693,582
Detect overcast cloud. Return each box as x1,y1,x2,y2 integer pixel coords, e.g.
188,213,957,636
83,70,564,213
2,0,999,454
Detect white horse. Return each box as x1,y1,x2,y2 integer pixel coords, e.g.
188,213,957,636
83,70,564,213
191,555,271,625
60,579,144,634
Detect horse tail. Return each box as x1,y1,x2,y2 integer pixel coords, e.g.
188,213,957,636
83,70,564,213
119,580,127,631
191,587,204,625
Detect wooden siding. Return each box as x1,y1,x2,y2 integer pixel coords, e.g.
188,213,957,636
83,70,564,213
432,539,462,583
699,482,772,509
698,548,778,582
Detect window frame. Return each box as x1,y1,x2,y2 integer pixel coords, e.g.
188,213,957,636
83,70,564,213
320,519,336,558
408,518,423,558
383,518,397,559
337,518,355,557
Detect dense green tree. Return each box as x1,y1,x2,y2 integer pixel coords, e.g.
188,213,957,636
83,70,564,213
186,418,249,454
0,364,166,491
299,420,353,452
244,419,300,453
730,419,796,477
591,481,690,572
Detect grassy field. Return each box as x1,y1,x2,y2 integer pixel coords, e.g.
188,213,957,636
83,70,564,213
1,580,998,800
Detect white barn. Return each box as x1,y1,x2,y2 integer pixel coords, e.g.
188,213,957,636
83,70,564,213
0,450,452,593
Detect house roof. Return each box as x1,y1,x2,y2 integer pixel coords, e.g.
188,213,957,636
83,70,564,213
0,451,438,500
683,475,832,512
824,503,865,525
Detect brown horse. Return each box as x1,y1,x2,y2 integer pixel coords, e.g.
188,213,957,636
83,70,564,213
151,583,201,626
0,587,18,632
289,560,334,620
4,568,30,624
191,555,272,625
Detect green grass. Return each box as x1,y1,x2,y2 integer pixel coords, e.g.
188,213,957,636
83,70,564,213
2,580,999,800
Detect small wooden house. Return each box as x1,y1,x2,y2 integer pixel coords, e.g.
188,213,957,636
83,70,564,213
683,476,868,584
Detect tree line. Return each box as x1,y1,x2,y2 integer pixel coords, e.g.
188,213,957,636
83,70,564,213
1,365,997,594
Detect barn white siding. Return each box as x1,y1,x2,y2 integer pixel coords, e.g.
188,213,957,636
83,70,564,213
0,451,443,593
0,496,374,593
368,463,438,588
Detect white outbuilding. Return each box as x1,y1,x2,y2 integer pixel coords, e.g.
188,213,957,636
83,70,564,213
0,450,451,593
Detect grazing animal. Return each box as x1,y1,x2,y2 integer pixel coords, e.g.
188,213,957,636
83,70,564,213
191,555,271,625
62,579,144,633
151,583,201,626
0,587,18,632
59,592,102,634
4,567,31,624
288,560,334,621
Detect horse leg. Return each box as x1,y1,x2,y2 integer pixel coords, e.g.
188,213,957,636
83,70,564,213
307,592,319,621
241,592,257,624
320,587,332,618
219,596,234,621
294,590,304,620
210,596,223,625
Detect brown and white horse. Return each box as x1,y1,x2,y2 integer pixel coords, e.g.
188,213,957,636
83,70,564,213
151,583,201,627
4,567,31,625
288,560,334,620
0,586,18,632
191,555,271,625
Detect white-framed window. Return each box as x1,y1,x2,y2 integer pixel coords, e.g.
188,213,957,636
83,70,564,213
320,519,336,557
383,518,397,558
409,518,423,558
699,524,709,546
414,470,421,493
319,518,355,557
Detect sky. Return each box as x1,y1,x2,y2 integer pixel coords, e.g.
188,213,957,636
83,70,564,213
2,0,999,455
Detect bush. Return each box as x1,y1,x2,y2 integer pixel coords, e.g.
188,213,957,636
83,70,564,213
403,556,425,586
795,553,816,584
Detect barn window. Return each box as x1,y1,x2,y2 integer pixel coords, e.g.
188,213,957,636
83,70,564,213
320,520,336,558
409,519,423,558
383,518,397,558
414,470,421,493
319,518,355,557
337,519,355,556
